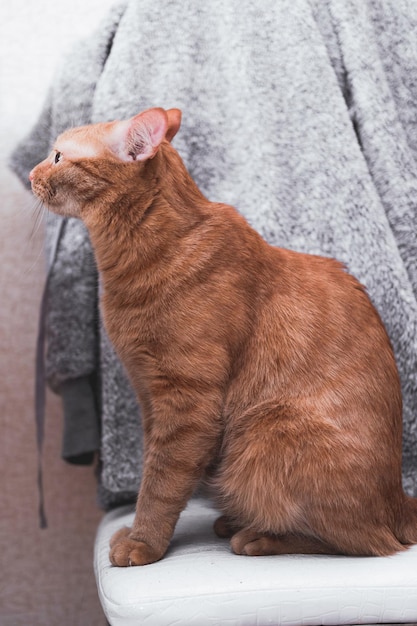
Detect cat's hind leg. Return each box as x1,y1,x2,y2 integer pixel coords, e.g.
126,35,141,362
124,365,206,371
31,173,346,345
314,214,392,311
215,399,407,557
230,528,340,556
213,515,241,538
214,399,327,537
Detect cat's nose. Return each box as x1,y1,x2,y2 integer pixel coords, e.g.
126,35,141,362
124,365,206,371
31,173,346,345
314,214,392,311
29,169,34,182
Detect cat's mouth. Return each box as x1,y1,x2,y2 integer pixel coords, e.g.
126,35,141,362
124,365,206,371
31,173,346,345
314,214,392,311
31,180,56,206
31,180,81,218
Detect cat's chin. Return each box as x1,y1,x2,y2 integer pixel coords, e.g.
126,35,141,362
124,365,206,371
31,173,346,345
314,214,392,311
30,183,81,218
31,182,53,206
45,199,83,219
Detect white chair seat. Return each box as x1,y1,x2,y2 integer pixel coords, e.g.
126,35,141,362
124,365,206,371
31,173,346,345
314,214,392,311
94,498,417,626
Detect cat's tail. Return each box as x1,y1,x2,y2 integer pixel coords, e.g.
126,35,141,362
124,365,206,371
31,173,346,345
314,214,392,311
397,496,417,546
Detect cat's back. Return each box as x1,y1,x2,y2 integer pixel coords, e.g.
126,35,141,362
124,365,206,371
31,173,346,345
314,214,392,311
264,244,383,336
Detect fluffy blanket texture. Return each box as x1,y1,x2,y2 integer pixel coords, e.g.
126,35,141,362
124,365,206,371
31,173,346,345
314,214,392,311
10,0,417,506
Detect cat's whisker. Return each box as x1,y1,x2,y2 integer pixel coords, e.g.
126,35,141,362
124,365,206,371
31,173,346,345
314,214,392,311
25,241,46,276
29,199,47,241
23,200,48,275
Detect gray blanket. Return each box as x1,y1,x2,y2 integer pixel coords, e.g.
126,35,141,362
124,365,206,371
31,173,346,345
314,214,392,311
10,0,417,507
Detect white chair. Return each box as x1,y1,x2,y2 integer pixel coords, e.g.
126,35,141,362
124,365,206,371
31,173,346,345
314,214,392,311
94,498,417,626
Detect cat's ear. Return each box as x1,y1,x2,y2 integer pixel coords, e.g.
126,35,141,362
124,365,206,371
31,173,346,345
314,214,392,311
165,108,182,142
108,108,182,162
125,108,168,161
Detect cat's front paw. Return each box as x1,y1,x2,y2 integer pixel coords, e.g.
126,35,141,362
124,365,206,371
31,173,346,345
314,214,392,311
109,527,162,566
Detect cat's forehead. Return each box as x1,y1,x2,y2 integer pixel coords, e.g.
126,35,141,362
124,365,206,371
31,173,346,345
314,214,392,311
56,127,106,159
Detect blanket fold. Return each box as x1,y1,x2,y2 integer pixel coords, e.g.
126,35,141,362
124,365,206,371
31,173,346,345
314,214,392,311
10,0,417,507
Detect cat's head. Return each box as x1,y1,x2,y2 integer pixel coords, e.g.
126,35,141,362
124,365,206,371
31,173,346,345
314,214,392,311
29,107,182,218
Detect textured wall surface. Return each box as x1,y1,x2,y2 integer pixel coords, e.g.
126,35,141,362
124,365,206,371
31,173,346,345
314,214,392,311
0,2,116,625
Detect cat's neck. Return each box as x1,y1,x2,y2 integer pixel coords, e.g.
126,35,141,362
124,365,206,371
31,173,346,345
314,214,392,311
83,143,210,297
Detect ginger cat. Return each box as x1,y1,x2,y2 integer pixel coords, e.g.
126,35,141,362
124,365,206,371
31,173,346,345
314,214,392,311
30,107,417,566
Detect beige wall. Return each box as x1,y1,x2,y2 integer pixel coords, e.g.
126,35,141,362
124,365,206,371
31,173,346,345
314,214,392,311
0,2,117,625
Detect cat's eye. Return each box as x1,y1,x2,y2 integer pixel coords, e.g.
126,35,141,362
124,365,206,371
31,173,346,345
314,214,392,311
54,151,62,164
